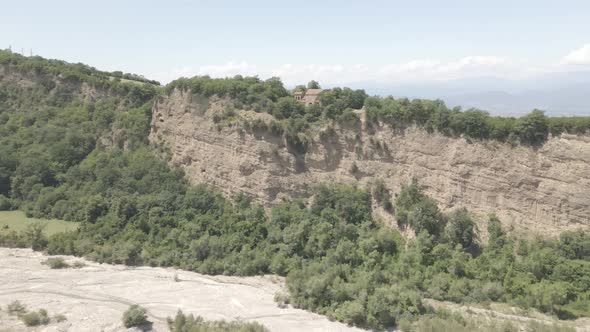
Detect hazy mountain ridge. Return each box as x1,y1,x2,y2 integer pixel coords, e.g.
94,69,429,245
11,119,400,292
344,71,590,116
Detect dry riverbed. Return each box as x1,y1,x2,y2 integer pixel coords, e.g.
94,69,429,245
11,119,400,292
0,248,364,332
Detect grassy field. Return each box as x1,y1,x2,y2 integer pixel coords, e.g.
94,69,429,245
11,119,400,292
0,211,79,236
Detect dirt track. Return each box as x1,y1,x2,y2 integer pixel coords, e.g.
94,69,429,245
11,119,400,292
0,248,365,332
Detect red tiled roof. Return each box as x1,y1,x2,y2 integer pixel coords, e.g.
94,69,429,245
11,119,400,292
305,89,322,95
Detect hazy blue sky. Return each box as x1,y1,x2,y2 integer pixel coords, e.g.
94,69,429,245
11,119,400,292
2,0,590,84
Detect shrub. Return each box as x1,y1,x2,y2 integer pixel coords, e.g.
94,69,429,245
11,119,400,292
54,313,67,322
285,131,309,154
251,119,268,132
0,194,11,210
72,261,86,268
403,310,519,332
372,179,392,210
21,309,50,326
274,291,290,308
168,310,269,332
319,126,337,142
334,300,366,326
525,321,575,332
43,257,70,269
366,286,425,328
7,300,26,315
24,223,48,251
337,109,361,127
350,162,359,174
268,120,284,136
482,281,504,301
122,304,148,328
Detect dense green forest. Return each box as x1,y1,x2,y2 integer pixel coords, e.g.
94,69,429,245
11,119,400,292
0,51,589,330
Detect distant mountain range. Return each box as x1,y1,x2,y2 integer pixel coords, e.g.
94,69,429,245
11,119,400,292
343,71,590,116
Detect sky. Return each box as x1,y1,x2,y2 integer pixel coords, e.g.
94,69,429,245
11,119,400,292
2,0,590,85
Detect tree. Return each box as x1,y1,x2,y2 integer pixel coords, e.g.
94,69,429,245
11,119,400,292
293,85,307,93
394,181,426,226
487,214,506,251
307,80,321,89
461,109,490,139
407,198,445,237
274,96,305,119
24,222,47,250
558,231,590,260
527,281,571,314
512,110,548,145
366,286,424,328
446,208,475,249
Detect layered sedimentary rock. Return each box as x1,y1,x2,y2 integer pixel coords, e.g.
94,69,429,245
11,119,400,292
150,89,590,236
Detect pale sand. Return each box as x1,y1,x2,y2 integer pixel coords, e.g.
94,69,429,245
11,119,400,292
0,248,365,332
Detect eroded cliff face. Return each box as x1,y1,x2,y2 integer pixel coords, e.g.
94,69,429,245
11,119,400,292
149,89,590,237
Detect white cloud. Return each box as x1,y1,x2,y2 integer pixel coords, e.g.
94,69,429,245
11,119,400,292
160,58,530,85
161,57,527,85
562,44,590,65
437,56,509,75
377,56,522,82
270,64,366,85
350,64,369,73
273,57,526,84
380,60,440,75
195,61,259,77
162,61,260,82
156,46,590,85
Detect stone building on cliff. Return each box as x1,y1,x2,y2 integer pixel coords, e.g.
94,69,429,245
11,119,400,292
294,88,322,105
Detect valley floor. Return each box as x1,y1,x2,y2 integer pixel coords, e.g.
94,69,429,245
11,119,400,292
0,248,364,332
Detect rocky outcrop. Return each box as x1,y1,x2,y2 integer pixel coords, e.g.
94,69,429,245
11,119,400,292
149,89,590,237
